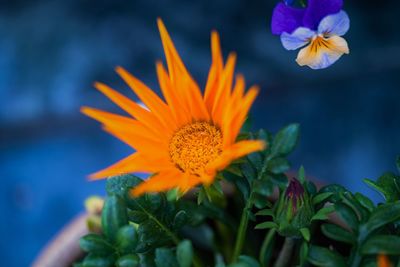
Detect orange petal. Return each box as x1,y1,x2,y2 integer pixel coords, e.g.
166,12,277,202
89,153,170,180
207,140,265,172
103,125,168,155
157,19,209,121
156,61,191,126
221,74,246,147
204,31,224,111
212,53,237,126
81,106,136,127
93,82,164,136
115,66,177,133
131,168,183,197
229,86,259,143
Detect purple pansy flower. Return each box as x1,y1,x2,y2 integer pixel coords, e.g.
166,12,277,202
271,0,350,69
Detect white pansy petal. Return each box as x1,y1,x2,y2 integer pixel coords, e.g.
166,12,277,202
296,35,349,69
318,10,350,36
280,27,316,50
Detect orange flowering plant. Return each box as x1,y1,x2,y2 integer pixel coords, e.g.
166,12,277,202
76,19,400,267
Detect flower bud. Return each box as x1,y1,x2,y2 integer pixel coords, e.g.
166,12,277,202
275,178,314,237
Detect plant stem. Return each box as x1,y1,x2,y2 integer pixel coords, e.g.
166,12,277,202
259,228,276,267
273,237,295,267
231,195,253,263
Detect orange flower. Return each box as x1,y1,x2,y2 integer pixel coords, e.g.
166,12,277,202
81,19,265,196
378,255,392,267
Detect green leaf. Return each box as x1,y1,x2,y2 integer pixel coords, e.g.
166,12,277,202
299,242,309,266
102,195,128,243
270,173,289,189
361,235,400,255
116,225,138,254
364,173,400,202
270,123,300,157
312,192,333,206
396,156,400,174
106,174,142,198
128,210,148,224
307,245,347,267
255,222,278,230
82,254,115,267
173,211,188,230
155,248,179,267
364,201,400,234
321,223,355,244
237,256,260,267
176,240,193,267
266,157,290,174
116,254,140,267
334,203,359,232
298,166,306,184
255,209,274,217
311,205,335,221
252,193,272,209
354,193,375,213
79,234,114,255
300,228,310,241
319,184,347,202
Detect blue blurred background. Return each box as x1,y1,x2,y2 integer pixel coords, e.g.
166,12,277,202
1,0,399,266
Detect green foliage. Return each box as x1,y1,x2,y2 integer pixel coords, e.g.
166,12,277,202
75,126,400,267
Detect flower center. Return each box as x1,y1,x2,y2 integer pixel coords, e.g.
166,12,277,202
169,122,223,175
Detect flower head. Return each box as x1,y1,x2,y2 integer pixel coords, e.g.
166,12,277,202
81,19,265,197
275,178,313,237
271,0,350,69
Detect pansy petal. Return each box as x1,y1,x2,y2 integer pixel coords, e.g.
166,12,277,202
296,35,349,69
271,3,306,35
318,10,350,36
303,0,343,30
281,27,315,50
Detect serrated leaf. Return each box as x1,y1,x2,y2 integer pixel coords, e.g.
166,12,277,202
334,203,358,232
361,235,400,255
155,248,179,267
116,254,140,267
300,228,310,241
102,195,128,243
354,193,375,213
270,123,300,157
255,222,278,230
312,192,333,206
311,205,335,221
176,240,193,267
79,234,114,255
321,223,355,244
307,246,346,267
116,225,138,254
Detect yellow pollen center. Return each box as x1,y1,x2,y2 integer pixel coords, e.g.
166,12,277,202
169,122,222,175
